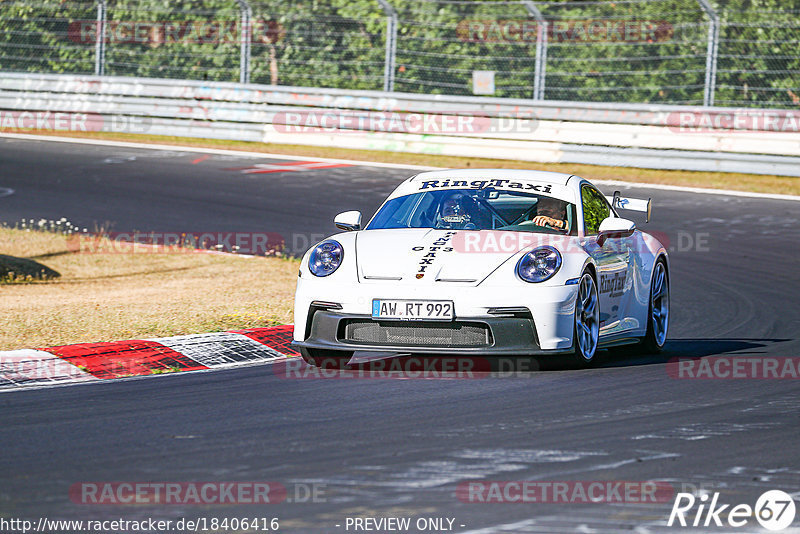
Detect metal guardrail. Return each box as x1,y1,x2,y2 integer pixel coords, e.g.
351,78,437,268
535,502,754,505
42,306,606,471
1,73,799,177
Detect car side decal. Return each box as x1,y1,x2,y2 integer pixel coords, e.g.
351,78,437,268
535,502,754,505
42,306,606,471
599,272,627,297
411,231,456,279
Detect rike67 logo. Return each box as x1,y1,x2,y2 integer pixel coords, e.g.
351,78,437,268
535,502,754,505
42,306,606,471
668,490,796,531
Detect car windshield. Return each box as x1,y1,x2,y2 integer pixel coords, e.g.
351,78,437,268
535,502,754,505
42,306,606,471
367,188,577,234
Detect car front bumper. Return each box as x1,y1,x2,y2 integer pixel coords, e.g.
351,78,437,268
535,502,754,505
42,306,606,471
294,281,579,352
293,310,572,357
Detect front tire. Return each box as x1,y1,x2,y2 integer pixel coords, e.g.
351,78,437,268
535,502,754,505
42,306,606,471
568,271,600,368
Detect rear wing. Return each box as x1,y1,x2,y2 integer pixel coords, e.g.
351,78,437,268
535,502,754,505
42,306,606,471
606,191,652,223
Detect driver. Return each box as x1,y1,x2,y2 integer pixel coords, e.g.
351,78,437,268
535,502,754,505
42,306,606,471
531,197,568,231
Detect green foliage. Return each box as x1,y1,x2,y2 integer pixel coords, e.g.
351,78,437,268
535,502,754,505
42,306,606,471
714,0,800,107
0,0,796,108
580,186,609,235
0,1,96,74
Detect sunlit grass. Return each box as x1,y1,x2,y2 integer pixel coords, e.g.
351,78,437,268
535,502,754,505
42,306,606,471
0,222,298,350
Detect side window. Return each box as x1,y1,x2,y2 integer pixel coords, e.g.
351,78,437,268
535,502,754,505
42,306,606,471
581,185,610,235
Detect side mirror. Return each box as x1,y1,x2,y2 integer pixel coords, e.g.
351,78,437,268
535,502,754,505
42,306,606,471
597,217,635,246
334,210,361,231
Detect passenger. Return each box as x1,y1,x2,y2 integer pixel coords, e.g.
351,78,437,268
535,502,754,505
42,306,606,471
437,192,480,229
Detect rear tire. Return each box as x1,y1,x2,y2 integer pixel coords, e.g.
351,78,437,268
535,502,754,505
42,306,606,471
566,270,600,368
640,259,669,354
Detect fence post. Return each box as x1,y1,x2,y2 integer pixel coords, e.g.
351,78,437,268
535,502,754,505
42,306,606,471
376,0,398,92
522,0,547,101
697,0,719,107
234,0,252,84
94,0,106,76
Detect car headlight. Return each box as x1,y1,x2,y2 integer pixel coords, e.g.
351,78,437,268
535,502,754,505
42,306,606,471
516,246,561,283
308,240,343,277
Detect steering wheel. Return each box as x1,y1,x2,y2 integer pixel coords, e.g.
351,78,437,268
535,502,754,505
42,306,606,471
509,204,539,226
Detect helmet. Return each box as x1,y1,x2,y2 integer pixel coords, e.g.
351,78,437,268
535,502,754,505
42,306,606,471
436,192,474,229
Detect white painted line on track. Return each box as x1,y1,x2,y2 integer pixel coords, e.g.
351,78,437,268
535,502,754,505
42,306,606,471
0,132,439,171
593,178,800,202
1,132,798,202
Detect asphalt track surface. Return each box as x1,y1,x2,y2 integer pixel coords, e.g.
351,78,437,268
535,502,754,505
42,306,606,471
1,137,799,533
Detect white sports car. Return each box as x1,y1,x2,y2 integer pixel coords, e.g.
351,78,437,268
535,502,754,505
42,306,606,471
293,169,669,368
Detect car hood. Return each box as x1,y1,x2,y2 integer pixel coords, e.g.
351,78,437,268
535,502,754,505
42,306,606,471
355,228,548,286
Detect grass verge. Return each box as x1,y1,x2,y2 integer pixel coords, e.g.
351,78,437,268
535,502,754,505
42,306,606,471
1,225,298,350
5,129,799,196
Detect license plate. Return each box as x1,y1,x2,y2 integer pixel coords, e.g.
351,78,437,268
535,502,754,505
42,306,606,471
372,299,454,320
